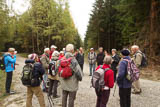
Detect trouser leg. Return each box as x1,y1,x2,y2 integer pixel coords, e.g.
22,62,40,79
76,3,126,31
126,88,131,107
100,90,110,107
26,87,33,107
5,72,13,93
68,91,77,107
53,80,58,97
89,64,92,75
62,90,68,107
119,88,126,107
42,73,48,90
114,70,117,82
93,64,96,73
48,79,54,96
34,86,45,107
132,79,141,92
95,89,101,107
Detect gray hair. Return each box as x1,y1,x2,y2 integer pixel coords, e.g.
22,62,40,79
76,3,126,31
44,48,50,52
112,49,117,53
66,44,74,52
103,56,112,65
131,45,139,50
8,48,15,52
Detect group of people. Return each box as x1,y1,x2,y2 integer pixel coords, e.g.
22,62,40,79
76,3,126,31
3,44,144,107
91,45,143,107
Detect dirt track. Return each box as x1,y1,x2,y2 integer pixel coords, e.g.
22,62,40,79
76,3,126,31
2,55,160,107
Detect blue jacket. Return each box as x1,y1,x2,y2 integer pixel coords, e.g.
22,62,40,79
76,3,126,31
4,54,16,72
117,56,132,88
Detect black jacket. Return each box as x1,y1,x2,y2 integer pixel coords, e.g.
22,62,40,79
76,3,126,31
97,52,105,66
76,52,84,65
25,59,45,87
111,54,120,71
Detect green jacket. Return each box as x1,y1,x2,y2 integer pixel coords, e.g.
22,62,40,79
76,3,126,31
40,53,50,73
59,52,83,92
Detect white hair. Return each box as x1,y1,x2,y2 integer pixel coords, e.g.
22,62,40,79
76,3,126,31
131,45,139,49
112,49,117,53
44,48,50,52
51,45,57,49
103,56,112,65
66,44,74,52
8,48,15,52
52,51,60,57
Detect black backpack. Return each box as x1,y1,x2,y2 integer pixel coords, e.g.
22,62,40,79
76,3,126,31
0,56,5,70
21,63,34,86
49,61,57,76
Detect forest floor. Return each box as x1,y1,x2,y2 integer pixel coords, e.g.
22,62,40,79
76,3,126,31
1,55,160,107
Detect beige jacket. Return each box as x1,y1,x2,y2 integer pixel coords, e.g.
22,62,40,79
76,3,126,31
48,60,59,80
40,53,50,73
132,50,143,68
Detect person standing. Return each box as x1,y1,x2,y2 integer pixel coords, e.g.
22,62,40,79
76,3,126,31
26,54,45,107
97,47,105,66
4,48,17,94
48,51,60,98
76,47,84,71
131,45,142,94
117,49,132,107
59,44,83,107
88,48,97,76
111,49,120,82
59,51,64,60
40,48,50,92
95,56,114,107
49,45,57,60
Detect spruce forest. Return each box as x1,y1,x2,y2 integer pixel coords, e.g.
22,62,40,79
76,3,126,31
85,0,160,62
0,0,83,54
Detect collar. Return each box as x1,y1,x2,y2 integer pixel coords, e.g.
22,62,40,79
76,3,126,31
103,64,111,69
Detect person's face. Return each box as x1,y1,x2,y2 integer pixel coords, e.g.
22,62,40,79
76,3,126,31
46,50,50,54
51,48,55,51
99,48,103,53
10,51,14,55
91,50,94,53
80,48,83,52
112,51,115,55
131,48,136,54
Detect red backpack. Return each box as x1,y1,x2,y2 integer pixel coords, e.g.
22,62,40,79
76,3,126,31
58,57,73,79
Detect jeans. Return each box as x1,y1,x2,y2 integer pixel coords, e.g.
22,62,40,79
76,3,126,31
42,73,48,90
6,72,13,93
89,64,95,75
26,86,45,107
62,90,77,107
48,79,59,97
95,89,110,107
119,88,131,107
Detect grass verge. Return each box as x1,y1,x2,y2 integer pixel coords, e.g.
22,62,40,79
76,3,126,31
0,70,6,106
18,53,28,58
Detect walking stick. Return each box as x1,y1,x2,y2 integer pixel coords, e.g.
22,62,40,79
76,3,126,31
42,80,54,107
113,82,117,97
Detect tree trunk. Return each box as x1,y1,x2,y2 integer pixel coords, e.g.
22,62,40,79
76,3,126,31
32,32,35,52
150,0,158,57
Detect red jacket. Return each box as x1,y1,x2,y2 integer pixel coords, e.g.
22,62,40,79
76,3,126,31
49,51,53,60
96,64,114,88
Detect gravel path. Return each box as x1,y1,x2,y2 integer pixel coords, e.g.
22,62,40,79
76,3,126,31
2,55,160,107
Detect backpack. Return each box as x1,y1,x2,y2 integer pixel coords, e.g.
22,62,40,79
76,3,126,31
49,61,57,76
136,52,148,67
91,65,110,92
0,56,5,70
21,63,34,86
58,57,73,79
123,59,140,83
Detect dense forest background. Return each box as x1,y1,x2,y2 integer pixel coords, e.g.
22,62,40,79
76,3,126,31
85,0,160,61
0,0,83,54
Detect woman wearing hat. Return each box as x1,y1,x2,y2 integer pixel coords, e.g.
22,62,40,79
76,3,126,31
117,49,132,107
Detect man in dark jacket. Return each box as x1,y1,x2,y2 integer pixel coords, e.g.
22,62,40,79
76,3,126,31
76,47,84,71
111,49,120,82
97,47,105,66
117,49,132,107
26,53,45,107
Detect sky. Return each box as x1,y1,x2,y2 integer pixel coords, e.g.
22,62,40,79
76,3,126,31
7,0,95,40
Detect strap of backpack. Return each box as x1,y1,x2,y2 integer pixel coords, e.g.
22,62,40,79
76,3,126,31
104,68,110,72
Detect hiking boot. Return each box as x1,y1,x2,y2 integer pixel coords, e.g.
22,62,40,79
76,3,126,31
132,89,142,94
53,95,60,99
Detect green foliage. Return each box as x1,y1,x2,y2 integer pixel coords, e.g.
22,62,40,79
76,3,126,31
0,0,82,53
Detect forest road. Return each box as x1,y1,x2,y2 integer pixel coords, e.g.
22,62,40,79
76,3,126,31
2,55,160,107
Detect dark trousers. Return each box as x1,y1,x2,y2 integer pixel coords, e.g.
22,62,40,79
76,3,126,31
62,90,77,107
119,88,131,107
113,70,117,82
95,89,110,107
5,72,13,93
48,79,58,97
79,64,83,72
